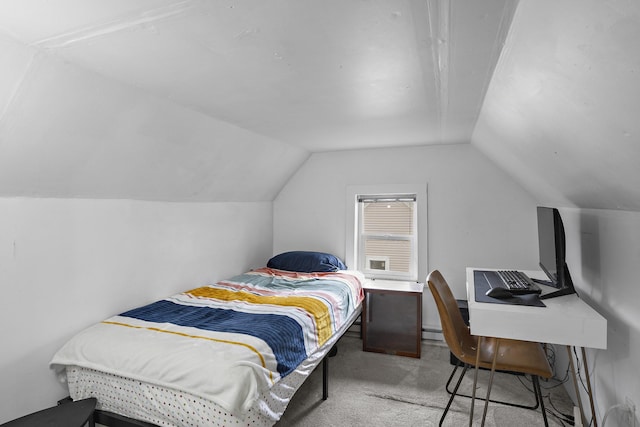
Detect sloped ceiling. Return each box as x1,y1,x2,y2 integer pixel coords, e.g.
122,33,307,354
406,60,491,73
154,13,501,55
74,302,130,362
0,0,517,201
1,1,637,209
475,0,640,212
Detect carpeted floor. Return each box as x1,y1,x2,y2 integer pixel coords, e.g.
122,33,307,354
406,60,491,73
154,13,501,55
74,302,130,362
276,332,575,426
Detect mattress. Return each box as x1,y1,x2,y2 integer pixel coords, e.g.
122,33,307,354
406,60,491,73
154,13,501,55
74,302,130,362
52,268,364,426
64,307,360,426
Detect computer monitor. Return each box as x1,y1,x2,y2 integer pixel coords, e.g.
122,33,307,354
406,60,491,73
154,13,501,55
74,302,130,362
536,206,576,300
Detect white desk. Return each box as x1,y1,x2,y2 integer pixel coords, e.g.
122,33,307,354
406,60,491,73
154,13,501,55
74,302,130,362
466,268,607,349
466,267,607,426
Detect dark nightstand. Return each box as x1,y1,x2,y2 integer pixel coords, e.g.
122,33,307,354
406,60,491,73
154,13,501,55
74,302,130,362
362,280,424,358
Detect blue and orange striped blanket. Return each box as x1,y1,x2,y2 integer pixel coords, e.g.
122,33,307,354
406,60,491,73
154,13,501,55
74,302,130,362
50,268,364,416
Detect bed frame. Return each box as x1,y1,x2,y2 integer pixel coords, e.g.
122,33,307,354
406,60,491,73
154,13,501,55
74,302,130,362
55,264,363,427
87,344,340,427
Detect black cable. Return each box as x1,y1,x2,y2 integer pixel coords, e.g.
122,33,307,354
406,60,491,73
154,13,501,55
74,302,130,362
546,407,573,426
547,388,576,425
513,371,573,425
541,344,580,423
545,343,571,387
571,346,595,427
573,347,590,394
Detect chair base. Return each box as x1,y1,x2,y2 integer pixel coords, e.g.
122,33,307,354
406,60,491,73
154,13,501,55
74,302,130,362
439,361,548,427
445,361,539,410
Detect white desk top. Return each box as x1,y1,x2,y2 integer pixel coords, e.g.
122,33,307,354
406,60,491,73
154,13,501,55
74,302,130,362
466,268,607,349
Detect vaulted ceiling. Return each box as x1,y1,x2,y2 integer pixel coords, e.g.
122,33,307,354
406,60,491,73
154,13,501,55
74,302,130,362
0,0,517,150
474,0,640,211
0,0,638,209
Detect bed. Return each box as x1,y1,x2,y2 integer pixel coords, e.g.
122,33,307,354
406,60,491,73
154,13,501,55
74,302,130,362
50,251,364,427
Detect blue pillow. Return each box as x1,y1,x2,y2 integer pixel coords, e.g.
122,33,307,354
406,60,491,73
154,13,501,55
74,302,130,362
267,251,347,273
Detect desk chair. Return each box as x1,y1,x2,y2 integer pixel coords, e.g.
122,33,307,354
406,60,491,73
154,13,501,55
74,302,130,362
426,270,552,426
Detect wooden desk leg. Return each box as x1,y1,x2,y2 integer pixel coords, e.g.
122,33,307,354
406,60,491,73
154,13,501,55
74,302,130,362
567,345,587,427
481,338,500,427
470,336,483,427
581,347,598,427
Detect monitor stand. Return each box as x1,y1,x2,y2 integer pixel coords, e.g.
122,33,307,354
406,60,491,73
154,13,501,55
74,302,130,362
539,266,576,300
539,286,576,300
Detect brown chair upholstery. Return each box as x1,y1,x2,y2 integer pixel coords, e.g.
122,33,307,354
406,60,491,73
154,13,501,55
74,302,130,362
427,270,553,426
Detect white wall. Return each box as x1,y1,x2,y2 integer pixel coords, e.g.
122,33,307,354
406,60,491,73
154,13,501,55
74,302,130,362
273,144,540,333
0,197,273,423
274,144,640,424
557,208,640,425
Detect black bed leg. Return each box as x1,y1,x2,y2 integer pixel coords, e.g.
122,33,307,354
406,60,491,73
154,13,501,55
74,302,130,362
322,356,329,400
322,345,338,400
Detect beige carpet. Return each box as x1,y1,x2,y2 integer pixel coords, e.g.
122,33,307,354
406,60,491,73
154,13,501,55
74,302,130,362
276,332,574,426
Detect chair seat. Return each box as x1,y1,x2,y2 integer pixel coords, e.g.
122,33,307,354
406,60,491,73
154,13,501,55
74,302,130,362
457,335,552,379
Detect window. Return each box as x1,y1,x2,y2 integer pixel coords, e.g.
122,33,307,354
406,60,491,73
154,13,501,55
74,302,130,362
346,184,427,283
357,194,417,280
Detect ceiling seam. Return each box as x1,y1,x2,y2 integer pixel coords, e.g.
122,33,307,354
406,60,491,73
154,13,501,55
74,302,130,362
30,1,195,49
0,50,38,133
478,0,520,114
426,0,451,142
470,0,521,146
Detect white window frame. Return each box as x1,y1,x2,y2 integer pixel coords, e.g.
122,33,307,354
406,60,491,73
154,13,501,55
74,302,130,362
358,194,417,280
345,184,428,283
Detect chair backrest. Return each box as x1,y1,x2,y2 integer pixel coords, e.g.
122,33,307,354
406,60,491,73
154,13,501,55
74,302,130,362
426,270,477,362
